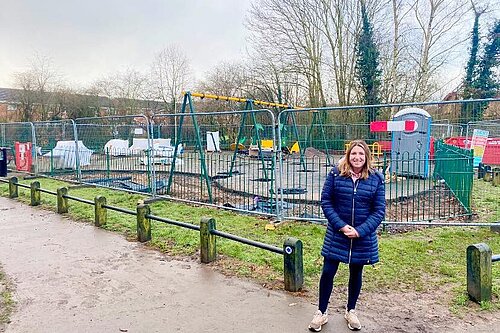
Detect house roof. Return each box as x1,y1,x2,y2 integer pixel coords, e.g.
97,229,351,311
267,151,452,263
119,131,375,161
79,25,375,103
0,87,165,110
0,88,19,103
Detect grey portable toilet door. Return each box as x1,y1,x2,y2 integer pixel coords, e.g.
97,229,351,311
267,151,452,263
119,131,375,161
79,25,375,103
391,107,432,177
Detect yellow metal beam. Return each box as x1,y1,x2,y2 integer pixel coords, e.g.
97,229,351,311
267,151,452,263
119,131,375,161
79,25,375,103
185,91,302,109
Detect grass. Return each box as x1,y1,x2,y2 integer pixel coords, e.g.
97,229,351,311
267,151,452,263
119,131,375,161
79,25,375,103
0,176,498,317
0,266,15,327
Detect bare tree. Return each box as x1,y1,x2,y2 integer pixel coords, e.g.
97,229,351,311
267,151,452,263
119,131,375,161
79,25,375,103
246,0,326,107
12,54,60,121
92,69,150,116
408,0,471,100
151,45,192,114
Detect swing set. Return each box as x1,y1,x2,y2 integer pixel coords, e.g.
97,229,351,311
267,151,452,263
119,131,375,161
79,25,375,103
164,91,334,204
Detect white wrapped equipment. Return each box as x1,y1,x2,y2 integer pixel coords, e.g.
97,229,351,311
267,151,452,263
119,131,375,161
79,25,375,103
104,139,130,156
43,140,93,169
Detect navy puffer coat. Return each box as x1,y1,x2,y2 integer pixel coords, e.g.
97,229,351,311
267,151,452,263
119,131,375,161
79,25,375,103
320,167,385,265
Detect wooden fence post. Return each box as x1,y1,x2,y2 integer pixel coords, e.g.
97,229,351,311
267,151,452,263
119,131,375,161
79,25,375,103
56,187,68,214
30,181,40,206
94,196,107,227
200,217,217,263
283,237,303,292
136,204,151,242
492,168,500,187
467,243,492,303
8,177,18,198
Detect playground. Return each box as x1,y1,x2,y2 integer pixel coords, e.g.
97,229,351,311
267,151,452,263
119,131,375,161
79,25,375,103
1,95,499,224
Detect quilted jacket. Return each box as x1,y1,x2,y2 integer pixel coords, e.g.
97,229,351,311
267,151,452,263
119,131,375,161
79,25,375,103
320,167,386,265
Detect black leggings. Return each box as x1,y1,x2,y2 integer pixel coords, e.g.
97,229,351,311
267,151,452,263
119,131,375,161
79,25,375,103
318,258,364,313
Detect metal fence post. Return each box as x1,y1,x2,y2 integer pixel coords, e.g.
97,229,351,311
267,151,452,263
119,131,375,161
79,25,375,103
137,203,151,242
283,237,303,292
200,217,217,263
30,181,40,206
8,176,18,198
467,243,492,303
94,196,107,227
56,187,68,214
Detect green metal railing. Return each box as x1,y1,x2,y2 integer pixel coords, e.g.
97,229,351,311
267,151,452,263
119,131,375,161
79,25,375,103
433,141,474,213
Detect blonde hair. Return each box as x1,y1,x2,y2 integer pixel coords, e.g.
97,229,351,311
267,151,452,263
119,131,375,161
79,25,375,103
338,140,373,179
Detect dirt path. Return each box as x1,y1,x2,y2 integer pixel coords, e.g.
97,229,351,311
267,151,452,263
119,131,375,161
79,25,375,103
0,197,366,333
0,197,497,333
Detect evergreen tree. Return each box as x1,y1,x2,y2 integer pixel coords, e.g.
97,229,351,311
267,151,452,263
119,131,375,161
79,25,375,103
355,1,382,124
472,20,499,121
463,13,482,99
461,11,482,121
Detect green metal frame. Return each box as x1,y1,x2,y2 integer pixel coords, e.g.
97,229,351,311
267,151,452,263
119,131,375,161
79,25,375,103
281,109,332,171
228,100,270,181
166,92,213,203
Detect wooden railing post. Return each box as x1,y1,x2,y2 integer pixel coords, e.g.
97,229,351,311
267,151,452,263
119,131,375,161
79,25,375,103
8,176,18,198
467,243,492,303
492,168,500,187
94,196,107,227
30,181,41,206
56,187,68,214
136,203,151,242
200,217,217,263
283,237,303,292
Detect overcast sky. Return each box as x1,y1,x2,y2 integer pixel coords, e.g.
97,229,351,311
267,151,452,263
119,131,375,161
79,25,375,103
0,0,252,88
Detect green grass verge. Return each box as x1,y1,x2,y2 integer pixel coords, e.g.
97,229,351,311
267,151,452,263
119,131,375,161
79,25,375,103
0,266,15,327
0,177,498,316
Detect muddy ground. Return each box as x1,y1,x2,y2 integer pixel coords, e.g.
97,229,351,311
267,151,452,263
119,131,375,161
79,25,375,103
0,197,498,333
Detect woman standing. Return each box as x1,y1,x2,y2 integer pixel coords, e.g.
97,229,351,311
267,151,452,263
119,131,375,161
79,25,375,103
308,140,386,332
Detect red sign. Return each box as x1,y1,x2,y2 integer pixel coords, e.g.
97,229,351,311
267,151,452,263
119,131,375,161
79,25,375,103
370,120,418,132
482,138,500,165
15,142,32,172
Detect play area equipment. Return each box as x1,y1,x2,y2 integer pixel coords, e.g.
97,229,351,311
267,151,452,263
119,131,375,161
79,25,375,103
43,140,93,169
279,109,333,171
163,91,284,203
390,108,432,178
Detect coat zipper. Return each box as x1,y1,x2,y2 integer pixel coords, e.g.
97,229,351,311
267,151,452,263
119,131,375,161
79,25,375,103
348,179,359,264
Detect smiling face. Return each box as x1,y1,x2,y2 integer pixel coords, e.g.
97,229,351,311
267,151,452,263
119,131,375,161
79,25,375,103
349,145,366,173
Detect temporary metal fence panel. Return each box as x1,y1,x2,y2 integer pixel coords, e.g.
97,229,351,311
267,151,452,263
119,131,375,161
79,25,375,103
153,109,278,215
34,120,81,180
0,122,35,171
465,119,500,141
277,99,499,223
74,115,154,194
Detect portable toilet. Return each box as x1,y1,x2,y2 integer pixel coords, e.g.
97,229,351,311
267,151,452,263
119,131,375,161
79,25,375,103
391,108,432,178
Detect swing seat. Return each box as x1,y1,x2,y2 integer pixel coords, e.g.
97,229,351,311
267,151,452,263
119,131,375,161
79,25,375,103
230,143,246,151
290,141,300,153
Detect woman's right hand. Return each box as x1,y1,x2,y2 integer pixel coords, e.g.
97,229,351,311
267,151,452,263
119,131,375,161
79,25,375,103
341,225,359,238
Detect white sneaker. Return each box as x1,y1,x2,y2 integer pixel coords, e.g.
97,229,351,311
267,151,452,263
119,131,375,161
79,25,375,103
344,309,361,330
308,310,328,332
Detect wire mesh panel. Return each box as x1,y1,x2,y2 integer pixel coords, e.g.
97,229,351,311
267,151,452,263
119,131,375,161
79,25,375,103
0,122,34,171
466,119,500,140
34,120,81,180
153,109,278,215
277,99,499,223
75,115,154,193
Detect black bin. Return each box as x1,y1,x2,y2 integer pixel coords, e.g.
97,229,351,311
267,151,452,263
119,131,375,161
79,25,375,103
0,147,7,177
